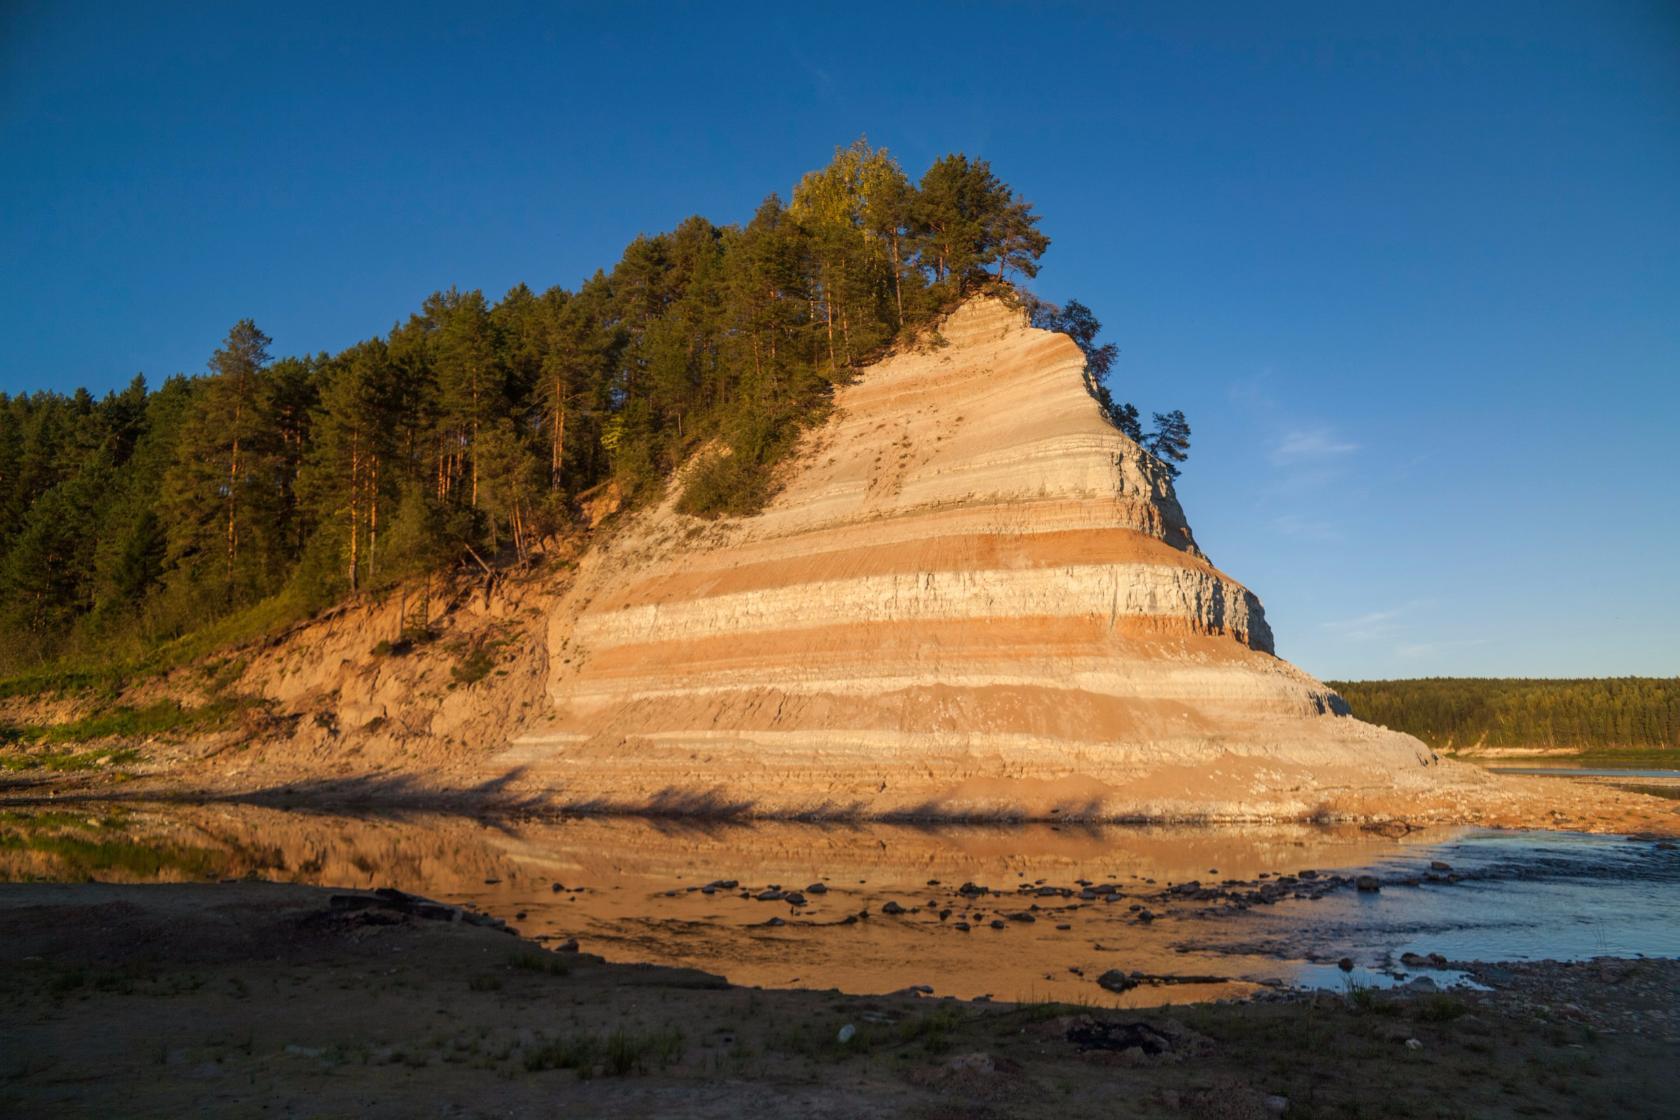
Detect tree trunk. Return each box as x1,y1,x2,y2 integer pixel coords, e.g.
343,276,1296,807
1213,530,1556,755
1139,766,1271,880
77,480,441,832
368,453,379,586
551,375,565,489
890,232,904,327
348,435,360,593
470,373,480,508
226,425,240,593
824,287,836,374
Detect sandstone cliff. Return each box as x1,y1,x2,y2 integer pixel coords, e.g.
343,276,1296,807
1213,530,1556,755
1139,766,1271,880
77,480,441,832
502,295,1484,819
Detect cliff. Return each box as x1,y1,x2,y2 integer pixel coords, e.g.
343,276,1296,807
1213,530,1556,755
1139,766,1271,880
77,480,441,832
502,295,1483,818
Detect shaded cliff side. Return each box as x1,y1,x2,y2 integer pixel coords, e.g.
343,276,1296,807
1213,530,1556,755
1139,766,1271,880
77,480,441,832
501,295,1487,818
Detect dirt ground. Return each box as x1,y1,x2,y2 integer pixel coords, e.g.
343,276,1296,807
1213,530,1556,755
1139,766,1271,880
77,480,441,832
1,882,1674,1119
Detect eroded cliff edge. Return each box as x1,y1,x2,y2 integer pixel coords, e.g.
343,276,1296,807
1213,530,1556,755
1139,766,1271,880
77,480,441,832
502,295,1488,819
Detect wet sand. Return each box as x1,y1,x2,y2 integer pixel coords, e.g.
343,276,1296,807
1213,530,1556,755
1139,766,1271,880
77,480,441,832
2,882,1675,1119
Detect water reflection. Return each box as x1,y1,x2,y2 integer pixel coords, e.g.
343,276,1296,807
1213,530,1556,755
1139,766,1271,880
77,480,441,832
1,803,1672,1004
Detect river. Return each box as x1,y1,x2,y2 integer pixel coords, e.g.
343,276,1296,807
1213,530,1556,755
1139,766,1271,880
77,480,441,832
3,800,1674,1006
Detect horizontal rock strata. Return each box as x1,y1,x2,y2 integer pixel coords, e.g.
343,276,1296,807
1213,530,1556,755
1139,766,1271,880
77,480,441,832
504,295,1484,818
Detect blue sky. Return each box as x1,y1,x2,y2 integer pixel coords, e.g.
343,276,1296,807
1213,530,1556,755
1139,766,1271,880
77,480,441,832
2,2,1676,679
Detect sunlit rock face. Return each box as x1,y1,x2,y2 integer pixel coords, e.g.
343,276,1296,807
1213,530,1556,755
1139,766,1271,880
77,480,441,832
505,295,1479,819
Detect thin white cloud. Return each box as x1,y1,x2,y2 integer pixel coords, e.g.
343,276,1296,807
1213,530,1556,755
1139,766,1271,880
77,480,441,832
1395,638,1491,659
1321,599,1435,642
1271,513,1343,542
1322,608,1405,640
1269,428,1360,465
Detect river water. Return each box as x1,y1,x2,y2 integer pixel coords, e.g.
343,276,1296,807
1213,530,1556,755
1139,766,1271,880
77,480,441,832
1,801,1675,1005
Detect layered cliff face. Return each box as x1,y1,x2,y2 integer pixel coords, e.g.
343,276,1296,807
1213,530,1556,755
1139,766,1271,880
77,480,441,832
505,295,1480,818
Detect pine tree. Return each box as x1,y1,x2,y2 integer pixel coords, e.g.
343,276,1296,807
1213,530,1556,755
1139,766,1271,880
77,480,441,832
1144,410,1192,478
859,146,916,328
161,320,281,604
300,340,401,592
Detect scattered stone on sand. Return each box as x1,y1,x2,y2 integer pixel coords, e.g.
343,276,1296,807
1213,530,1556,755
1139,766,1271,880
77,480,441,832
1098,969,1140,993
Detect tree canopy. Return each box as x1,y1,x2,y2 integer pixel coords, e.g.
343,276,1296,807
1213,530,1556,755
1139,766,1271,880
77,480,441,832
0,141,1057,672
1330,678,1680,752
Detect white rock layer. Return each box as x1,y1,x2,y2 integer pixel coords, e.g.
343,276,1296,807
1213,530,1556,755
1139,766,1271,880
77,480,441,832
504,295,1483,818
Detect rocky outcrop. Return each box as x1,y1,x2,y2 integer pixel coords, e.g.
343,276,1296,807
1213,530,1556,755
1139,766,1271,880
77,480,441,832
503,295,1483,819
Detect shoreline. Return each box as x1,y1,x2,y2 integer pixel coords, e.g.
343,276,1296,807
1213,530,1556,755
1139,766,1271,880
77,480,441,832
5,763,1679,837
3,881,1675,1118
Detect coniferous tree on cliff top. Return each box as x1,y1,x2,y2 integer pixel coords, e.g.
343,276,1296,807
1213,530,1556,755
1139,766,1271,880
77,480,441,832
1144,411,1192,479
1028,296,1188,458
0,140,1061,674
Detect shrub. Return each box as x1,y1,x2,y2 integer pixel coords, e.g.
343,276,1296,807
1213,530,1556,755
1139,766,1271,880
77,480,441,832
677,451,771,519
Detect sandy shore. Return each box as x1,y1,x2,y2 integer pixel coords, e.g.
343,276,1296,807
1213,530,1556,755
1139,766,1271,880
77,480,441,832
5,746,1679,839
2,882,1675,1119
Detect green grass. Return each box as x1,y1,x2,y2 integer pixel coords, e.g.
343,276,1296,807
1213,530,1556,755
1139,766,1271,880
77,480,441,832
509,952,571,977
0,584,318,699
0,829,229,880
1414,995,1469,1023
896,1005,965,1054
449,631,515,687
0,666,128,701
450,646,496,686
0,696,257,755
0,746,140,772
522,1027,685,1078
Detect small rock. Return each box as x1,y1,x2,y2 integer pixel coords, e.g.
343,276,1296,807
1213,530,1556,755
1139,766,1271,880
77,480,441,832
954,921,971,932
1097,969,1139,993
989,919,1006,930
1337,957,1354,972
882,900,906,915
944,1052,995,1073
1356,875,1382,892
1404,1037,1423,1051
756,889,785,902
556,937,579,952
805,882,827,893
1264,1095,1290,1117
1429,860,1453,871
837,1024,856,1044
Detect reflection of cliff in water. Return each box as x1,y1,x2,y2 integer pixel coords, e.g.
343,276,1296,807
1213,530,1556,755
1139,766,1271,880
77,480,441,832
0,802,1457,1004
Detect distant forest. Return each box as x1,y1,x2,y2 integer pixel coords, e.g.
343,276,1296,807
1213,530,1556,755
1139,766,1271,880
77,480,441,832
0,141,1179,676
1329,678,1680,753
